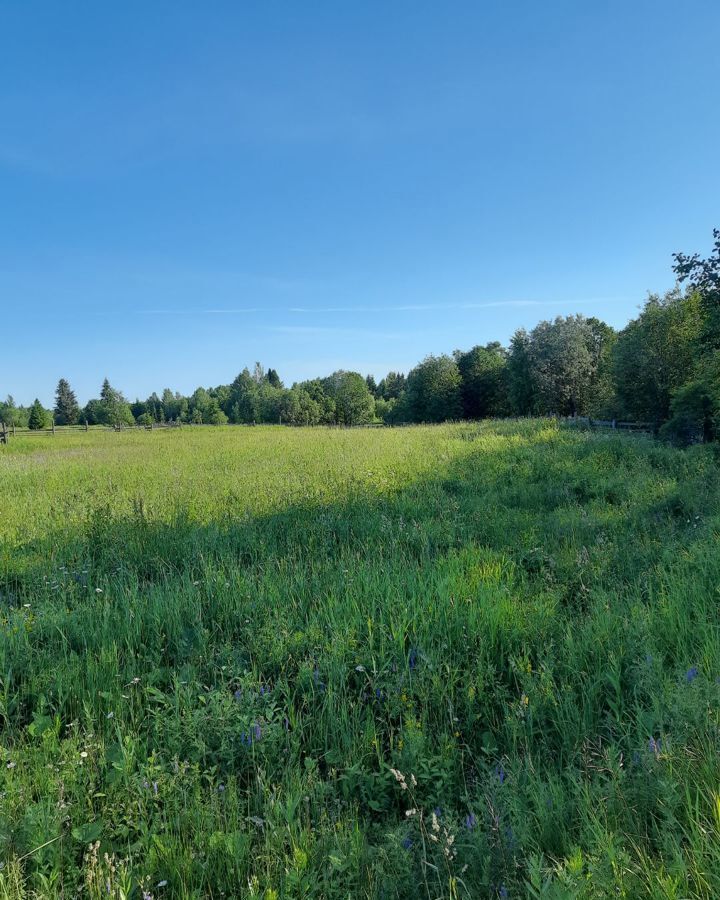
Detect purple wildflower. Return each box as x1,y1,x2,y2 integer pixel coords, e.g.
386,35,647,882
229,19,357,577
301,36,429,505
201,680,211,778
408,648,418,670
233,689,242,701
259,685,268,696
499,886,508,899
464,813,477,830
283,716,290,732
494,763,506,784
433,806,442,818
402,836,413,850
648,736,661,754
686,666,699,683
254,723,262,741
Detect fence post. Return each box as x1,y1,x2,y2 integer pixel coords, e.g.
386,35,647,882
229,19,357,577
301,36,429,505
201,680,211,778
52,420,56,435
85,419,89,431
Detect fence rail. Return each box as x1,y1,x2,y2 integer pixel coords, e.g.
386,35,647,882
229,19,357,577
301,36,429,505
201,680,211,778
0,420,185,442
1,416,653,445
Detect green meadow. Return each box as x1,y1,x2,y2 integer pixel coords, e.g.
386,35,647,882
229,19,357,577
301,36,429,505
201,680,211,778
1,422,719,899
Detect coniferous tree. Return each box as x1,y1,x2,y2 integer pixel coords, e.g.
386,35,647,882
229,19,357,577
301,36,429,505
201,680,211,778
54,378,80,425
28,398,48,430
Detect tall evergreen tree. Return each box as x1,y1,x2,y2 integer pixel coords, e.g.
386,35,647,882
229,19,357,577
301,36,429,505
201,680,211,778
28,398,48,430
54,378,80,425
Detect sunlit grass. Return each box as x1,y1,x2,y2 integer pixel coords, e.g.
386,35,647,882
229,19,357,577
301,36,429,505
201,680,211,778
1,421,719,898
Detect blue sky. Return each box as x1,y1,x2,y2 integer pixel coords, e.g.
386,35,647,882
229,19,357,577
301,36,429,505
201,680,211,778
2,1,719,406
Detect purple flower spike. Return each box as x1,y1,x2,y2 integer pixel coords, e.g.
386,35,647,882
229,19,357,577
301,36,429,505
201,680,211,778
686,666,699,683
464,813,477,830
254,723,262,741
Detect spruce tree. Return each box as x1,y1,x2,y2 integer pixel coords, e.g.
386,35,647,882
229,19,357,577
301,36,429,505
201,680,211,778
28,399,48,430
54,378,80,425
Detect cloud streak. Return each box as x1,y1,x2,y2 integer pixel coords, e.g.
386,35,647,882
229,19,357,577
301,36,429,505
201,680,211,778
138,297,619,316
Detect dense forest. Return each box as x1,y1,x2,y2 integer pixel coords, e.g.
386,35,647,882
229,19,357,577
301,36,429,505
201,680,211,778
3,230,719,446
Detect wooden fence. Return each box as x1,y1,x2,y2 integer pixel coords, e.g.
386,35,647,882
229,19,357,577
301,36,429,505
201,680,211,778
1,416,653,445
0,420,184,442
562,416,653,433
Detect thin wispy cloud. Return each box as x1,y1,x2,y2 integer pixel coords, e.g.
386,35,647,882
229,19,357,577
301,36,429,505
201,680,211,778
140,307,266,315
138,297,622,316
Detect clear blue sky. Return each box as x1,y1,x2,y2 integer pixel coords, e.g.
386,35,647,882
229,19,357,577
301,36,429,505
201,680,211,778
2,1,719,406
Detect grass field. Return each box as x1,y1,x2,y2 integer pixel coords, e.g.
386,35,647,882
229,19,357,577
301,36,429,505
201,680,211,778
1,422,719,899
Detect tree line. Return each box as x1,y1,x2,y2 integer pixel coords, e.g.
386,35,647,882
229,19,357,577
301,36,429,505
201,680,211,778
3,230,718,445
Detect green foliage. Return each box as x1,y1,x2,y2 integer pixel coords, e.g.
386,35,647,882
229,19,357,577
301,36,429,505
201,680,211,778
321,371,375,425
455,343,507,418
27,398,50,429
53,378,80,425
661,357,720,446
0,395,28,427
405,355,462,422
509,315,614,417
673,227,720,351
613,290,702,425
1,423,719,897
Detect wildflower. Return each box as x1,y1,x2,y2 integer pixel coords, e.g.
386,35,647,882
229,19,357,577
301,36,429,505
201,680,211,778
106,712,114,719
283,716,290,731
433,806,442,818
153,781,158,795
95,588,103,594
157,882,168,889
6,761,15,769
499,886,509,899
233,689,242,701
464,813,477,830
494,762,506,784
645,654,653,665
408,648,418,670
648,736,661,755
259,685,268,696
218,783,225,793
355,665,365,672
686,666,699,683
254,723,262,741
80,751,88,759
402,836,413,850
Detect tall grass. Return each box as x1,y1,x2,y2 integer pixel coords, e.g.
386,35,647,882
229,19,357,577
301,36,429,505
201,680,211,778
1,421,718,898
